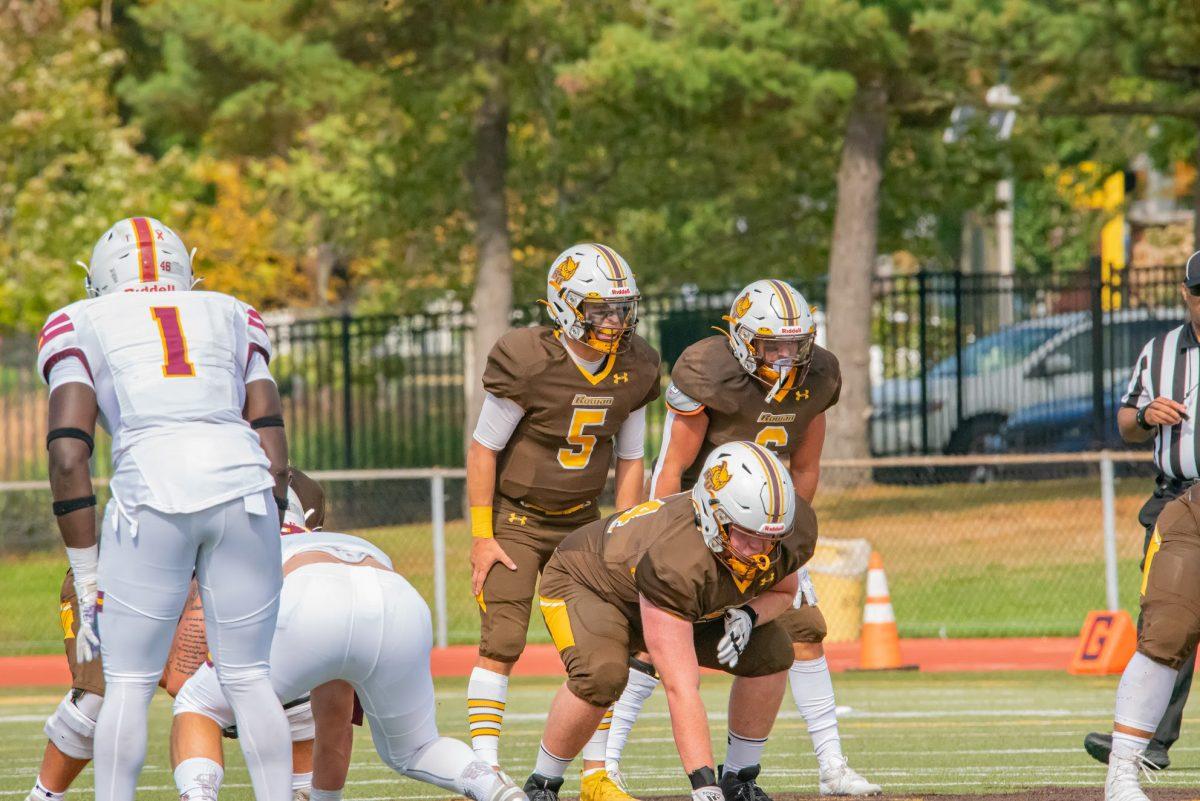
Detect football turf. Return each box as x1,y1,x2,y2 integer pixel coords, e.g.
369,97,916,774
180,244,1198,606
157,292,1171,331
3,672,1200,800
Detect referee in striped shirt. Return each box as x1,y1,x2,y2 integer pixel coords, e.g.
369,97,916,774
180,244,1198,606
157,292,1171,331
1084,253,1200,771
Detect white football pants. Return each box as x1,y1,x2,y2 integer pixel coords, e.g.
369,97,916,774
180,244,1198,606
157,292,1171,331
175,562,453,778
94,491,289,801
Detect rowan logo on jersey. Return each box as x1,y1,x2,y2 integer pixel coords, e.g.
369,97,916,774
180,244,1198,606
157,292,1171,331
704,461,732,493
757,412,796,424
571,394,614,407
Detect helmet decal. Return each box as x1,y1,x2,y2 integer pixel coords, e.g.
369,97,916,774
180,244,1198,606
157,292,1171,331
551,255,580,287
704,460,732,494
733,293,753,319
130,217,159,283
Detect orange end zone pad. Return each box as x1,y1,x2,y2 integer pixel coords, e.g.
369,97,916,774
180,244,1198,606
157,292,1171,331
0,637,1081,688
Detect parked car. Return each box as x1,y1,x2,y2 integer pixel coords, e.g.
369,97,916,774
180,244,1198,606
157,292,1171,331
988,388,1137,453
870,309,1180,455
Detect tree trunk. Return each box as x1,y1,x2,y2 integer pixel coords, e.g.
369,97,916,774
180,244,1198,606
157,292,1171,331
464,43,513,453
824,79,888,468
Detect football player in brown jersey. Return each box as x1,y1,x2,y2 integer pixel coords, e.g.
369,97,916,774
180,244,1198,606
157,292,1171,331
521,442,815,801
1101,486,1200,801
605,280,880,797
465,244,661,801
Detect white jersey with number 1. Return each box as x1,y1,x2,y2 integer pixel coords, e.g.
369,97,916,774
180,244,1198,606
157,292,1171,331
36,290,275,514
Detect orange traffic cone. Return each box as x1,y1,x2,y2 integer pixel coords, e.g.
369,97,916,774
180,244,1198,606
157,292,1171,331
856,551,917,671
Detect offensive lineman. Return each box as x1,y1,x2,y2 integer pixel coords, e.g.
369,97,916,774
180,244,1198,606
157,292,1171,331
466,244,660,800
1103,485,1200,800
606,280,879,796
38,217,292,801
171,486,527,801
523,442,815,801
26,468,328,801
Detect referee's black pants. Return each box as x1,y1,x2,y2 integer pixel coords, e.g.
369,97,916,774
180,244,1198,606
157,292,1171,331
1138,480,1198,751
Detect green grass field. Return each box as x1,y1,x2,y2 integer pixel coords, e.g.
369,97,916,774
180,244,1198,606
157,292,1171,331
0,475,1160,654
3,672,1200,799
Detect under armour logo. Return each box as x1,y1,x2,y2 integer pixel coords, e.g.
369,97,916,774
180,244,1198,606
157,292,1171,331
613,372,629,384
794,388,810,401
508,512,527,525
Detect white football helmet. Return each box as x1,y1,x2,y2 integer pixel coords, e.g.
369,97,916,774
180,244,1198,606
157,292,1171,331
281,486,309,534
84,217,195,297
724,279,816,400
544,243,640,355
691,441,795,582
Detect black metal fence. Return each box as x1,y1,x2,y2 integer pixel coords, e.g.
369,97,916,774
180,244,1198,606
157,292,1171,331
0,265,1185,480
870,260,1185,457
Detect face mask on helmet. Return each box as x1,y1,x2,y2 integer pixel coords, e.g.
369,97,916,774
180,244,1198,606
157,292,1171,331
712,509,782,582
746,331,816,387
577,298,638,354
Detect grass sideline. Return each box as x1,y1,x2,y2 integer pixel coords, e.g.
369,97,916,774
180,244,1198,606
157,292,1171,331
2,672,1199,799
0,475,1155,654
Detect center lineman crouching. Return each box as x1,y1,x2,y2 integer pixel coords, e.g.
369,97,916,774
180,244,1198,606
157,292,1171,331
1103,486,1200,801
171,485,526,801
523,442,816,801
466,244,660,801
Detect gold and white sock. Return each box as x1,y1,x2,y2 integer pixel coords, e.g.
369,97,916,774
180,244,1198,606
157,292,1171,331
468,667,509,766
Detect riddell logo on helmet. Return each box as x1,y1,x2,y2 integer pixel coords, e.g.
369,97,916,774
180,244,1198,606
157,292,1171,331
778,325,809,335
123,284,177,293
609,287,633,296
760,522,787,535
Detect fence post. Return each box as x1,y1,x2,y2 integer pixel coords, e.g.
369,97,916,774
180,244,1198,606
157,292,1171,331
1089,256,1106,447
1100,452,1120,611
431,472,448,648
917,272,929,454
340,313,354,468
953,271,964,433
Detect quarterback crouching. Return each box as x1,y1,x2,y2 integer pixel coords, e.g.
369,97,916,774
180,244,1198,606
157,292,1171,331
522,442,815,801
170,486,527,801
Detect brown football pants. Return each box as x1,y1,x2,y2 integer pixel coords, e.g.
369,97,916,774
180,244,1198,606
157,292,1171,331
1140,491,1200,669
538,559,793,707
475,496,598,664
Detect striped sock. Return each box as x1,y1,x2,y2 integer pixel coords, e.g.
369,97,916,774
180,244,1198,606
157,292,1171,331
580,708,614,764
468,667,509,766
723,730,768,776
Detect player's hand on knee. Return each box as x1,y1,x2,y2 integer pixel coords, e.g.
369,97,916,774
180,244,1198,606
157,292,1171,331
717,606,756,668
471,538,517,596
74,577,101,664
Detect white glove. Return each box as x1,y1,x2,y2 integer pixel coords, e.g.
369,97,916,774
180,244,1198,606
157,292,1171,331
692,787,724,801
66,545,101,664
73,573,101,664
717,606,756,668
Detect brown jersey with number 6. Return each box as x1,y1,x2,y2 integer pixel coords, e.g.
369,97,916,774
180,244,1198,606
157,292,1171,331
483,325,661,512
665,335,840,487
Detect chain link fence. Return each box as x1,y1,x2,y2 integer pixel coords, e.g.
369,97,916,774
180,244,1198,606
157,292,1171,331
0,452,1161,656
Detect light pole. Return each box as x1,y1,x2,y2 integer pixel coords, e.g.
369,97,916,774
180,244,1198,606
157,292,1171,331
986,82,1021,326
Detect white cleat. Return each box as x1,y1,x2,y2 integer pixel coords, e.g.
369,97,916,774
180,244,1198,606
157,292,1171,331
1105,753,1153,801
818,757,881,797
605,761,629,794
293,789,311,801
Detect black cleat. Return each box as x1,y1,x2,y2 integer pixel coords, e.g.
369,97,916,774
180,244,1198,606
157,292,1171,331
1083,732,1170,770
718,764,773,801
523,773,565,801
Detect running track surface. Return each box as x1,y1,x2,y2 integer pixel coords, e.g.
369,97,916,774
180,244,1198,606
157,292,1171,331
0,638,1079,686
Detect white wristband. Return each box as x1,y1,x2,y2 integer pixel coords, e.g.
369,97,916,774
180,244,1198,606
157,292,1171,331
65,544,99,583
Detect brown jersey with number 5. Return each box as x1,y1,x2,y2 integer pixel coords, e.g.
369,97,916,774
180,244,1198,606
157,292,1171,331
483,325,661,511
666,335,840,487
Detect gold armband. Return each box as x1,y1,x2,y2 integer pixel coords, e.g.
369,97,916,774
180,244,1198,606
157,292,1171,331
470,506,494,539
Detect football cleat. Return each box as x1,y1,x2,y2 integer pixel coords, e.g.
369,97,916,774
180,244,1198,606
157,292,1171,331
580,769,640,801
523,773,564,801
604,762,629,794
718,764,772,801
544,244,640,355
818,756,881,796
1084,732,1169,770
293,788,311,801
1105,752,1154,801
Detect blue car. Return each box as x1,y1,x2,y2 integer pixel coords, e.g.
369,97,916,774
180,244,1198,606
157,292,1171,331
991,388,1145,453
